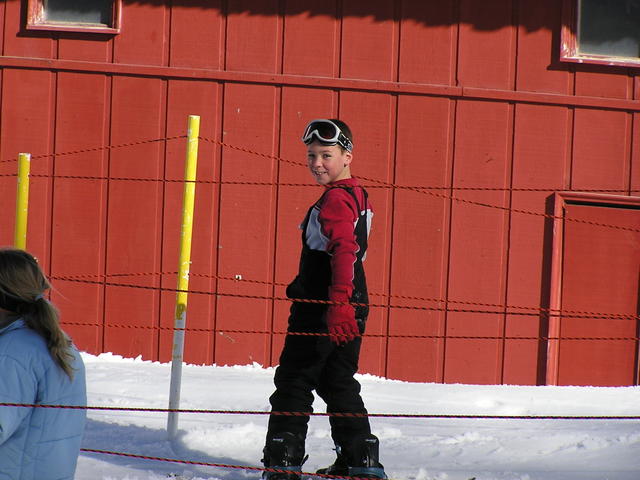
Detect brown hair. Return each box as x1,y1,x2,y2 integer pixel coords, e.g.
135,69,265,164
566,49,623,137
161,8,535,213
0,248,75,378
328,118,353,153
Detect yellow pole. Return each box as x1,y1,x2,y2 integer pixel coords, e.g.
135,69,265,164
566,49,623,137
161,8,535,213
168,115,200,440
14,153,31,250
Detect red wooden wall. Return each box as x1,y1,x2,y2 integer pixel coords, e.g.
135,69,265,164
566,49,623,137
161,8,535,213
0,0,638,385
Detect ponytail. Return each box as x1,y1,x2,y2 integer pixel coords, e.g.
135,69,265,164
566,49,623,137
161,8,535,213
25,297,75,379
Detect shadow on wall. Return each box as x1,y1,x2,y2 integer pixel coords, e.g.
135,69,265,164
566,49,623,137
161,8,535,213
118,0,556,32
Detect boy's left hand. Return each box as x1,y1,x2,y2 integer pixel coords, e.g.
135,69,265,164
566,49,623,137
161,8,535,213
327,305,359,345
327,285,359,345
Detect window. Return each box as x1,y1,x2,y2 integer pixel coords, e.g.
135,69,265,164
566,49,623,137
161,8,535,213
26,0,122,34
561,0,640,67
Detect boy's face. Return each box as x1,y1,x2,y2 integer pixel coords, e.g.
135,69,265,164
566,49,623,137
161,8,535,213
306,141,352,185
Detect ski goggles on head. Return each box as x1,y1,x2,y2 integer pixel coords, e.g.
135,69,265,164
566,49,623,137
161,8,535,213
301,119,353,152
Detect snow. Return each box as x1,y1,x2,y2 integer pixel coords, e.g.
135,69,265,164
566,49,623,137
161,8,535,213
77,352,640,480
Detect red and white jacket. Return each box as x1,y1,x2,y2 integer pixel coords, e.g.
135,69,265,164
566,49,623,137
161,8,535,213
287,177,373,321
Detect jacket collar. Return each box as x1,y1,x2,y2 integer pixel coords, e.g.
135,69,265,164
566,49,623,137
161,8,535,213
327,177,359,188
0,316,23,334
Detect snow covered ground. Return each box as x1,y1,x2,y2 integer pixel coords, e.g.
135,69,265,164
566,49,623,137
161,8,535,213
77,353,640,480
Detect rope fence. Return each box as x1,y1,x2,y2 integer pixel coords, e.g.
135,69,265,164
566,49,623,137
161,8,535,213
0,134,638,233
49,272,639,322
77,448,396,480
2,399,638,477
47,273,640,341
2,402,639,420
24,132,638,344
2,133,636,357
4,170,638,193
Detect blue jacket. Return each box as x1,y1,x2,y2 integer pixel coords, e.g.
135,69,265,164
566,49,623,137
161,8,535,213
0,319,86,480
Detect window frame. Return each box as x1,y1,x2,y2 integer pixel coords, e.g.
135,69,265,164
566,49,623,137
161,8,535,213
560,0,640,68
25,0,122,34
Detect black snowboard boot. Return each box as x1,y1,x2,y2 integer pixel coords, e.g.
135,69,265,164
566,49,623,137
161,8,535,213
262,432,307,480
317,434,387,479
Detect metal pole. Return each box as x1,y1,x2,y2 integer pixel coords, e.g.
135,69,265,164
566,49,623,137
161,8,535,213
14,153,31,250
167,115,200,439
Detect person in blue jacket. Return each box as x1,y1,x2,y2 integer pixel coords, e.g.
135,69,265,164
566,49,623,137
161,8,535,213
0,248,86,480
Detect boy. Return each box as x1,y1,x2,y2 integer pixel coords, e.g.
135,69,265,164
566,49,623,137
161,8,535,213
262,119,387,479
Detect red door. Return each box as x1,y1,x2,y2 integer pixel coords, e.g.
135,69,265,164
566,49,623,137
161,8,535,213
547,193,640,386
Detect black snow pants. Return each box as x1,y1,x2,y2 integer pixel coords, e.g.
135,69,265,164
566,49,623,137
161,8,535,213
266,302,371,449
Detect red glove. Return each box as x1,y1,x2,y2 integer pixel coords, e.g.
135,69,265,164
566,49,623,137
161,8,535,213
326,285,359,345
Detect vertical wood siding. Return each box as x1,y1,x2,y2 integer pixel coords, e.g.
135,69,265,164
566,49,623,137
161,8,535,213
0,0,637,385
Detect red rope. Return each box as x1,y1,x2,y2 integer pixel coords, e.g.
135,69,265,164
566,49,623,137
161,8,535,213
14,176,638,233
201,135,640,233
7,168,637,193
79,448,380,480
50,274,640,323
49,271,639,324
2,402,638,420
2,134,638,232
81,448,251,470
51,321,640,342
0,135,185,165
